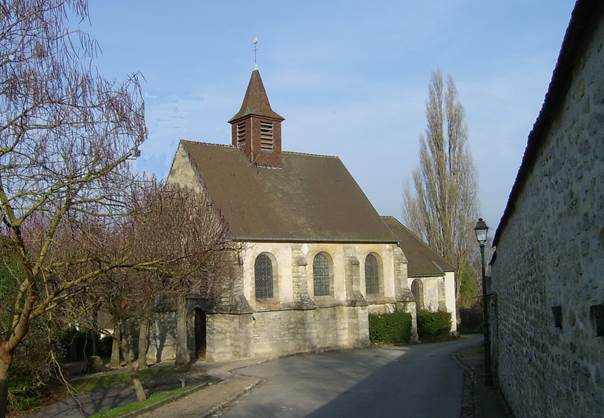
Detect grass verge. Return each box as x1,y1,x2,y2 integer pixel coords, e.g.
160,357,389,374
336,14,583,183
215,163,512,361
72,365,180,393
88,385,194,418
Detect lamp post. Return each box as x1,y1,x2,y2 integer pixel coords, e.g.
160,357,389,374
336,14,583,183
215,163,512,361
474,218,493,386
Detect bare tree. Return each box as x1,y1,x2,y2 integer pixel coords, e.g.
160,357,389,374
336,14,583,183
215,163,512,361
73,179,238,401
403,70,479,299
0,1,150,415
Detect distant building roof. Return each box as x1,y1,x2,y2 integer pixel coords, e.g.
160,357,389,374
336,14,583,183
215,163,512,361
382,216,455,276
493,0,604,245
228,69,284,123
180,140,396,243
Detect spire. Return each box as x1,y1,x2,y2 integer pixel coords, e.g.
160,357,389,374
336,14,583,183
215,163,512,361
229,67,284,168
228,69,284,123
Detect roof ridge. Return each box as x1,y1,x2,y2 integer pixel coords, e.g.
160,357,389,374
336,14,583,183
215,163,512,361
182,140,338,159
281,150,338,159
181,140,235,149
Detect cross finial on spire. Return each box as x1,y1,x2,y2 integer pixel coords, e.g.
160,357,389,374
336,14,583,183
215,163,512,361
252,36,259,70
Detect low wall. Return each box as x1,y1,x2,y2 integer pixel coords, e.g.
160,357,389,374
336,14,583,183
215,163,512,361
206,305,370,362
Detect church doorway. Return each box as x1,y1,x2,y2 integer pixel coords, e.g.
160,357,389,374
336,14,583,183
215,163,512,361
194,308,207,359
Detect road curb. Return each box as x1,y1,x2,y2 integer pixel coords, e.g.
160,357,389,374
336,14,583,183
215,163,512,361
124,381,212,418
200,377,263,418
452,352,476,418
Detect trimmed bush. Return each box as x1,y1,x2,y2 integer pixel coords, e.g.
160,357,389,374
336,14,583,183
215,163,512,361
368,311,412,345
417,310,451,341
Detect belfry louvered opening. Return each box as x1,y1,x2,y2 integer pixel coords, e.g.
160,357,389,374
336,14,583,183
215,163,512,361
260,121,274,151
236,122,246,148
237,122,247,148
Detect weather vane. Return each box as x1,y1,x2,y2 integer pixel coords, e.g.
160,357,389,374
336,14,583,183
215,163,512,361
252,36,259,70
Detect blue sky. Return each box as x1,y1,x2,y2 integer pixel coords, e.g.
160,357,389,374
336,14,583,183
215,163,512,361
85,1,575,231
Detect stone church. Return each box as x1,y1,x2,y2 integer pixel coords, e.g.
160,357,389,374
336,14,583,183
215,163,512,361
164,68,457,362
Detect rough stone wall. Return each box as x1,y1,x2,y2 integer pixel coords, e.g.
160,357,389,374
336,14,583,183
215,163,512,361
166,143,203,192
206,306,370,362
491,19,604,418
146,312,177,363
202,241,415,361
421,277,441,311
406,274,458,333
240,242,412,307
444,271,457,331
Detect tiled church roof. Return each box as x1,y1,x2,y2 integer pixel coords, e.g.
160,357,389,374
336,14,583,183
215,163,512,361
381,216,455,277
181,140,395,243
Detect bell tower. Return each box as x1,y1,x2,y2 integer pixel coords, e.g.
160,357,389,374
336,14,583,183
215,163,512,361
229,68,284,168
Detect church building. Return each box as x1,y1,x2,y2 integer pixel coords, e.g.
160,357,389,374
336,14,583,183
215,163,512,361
166,68,457,362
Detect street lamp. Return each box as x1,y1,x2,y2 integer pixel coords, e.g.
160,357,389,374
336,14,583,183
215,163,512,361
474,218,493,386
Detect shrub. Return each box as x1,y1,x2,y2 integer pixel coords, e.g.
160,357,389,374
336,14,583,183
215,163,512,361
459,303,483,334
417,310,451,341
7,377,46,412
7,319,60,412
2,244,58,411
368,311,412,345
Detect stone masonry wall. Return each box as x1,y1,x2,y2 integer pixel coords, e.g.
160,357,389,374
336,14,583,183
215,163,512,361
491,19,604,418
205,306,370,362
203,240,419,362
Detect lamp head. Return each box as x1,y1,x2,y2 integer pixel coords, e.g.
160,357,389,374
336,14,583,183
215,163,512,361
474,218,489,245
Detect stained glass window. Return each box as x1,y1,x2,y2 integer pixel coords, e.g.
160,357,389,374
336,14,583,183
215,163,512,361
255,254,273,299
313,253,330,296
365,254,380,295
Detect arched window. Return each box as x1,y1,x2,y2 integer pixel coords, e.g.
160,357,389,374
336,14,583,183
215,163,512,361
313,253,331,296
255,254,273,299
411,279,424,310
365,254,380,295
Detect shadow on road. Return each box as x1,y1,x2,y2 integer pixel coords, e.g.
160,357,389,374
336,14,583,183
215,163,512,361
223,335,482,418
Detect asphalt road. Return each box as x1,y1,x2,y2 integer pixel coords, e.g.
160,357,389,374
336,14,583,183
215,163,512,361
219,335,482,418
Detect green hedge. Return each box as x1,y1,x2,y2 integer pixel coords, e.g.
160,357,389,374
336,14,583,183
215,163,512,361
368,311,412,345
417,310,451,341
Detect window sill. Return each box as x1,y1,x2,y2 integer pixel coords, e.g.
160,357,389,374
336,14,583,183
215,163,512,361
254,298,280,308
314,295,336,306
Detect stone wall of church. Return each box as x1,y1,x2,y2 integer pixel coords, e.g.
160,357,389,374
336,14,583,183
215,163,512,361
202,241,417,361
239,242,411,308
490,17,604,418
167,144,203,192
407,273,457,333
205,305,370,362
145,312,178,364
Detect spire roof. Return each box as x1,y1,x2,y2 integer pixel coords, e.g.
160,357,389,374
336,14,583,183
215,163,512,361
229,69,284,123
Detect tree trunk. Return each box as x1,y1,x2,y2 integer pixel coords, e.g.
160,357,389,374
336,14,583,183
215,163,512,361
175,294,189,366
110,321,122,368
121,327,146,401
130,372,146,402
137,319,149,369
0,345,13,418
86,330,97,357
